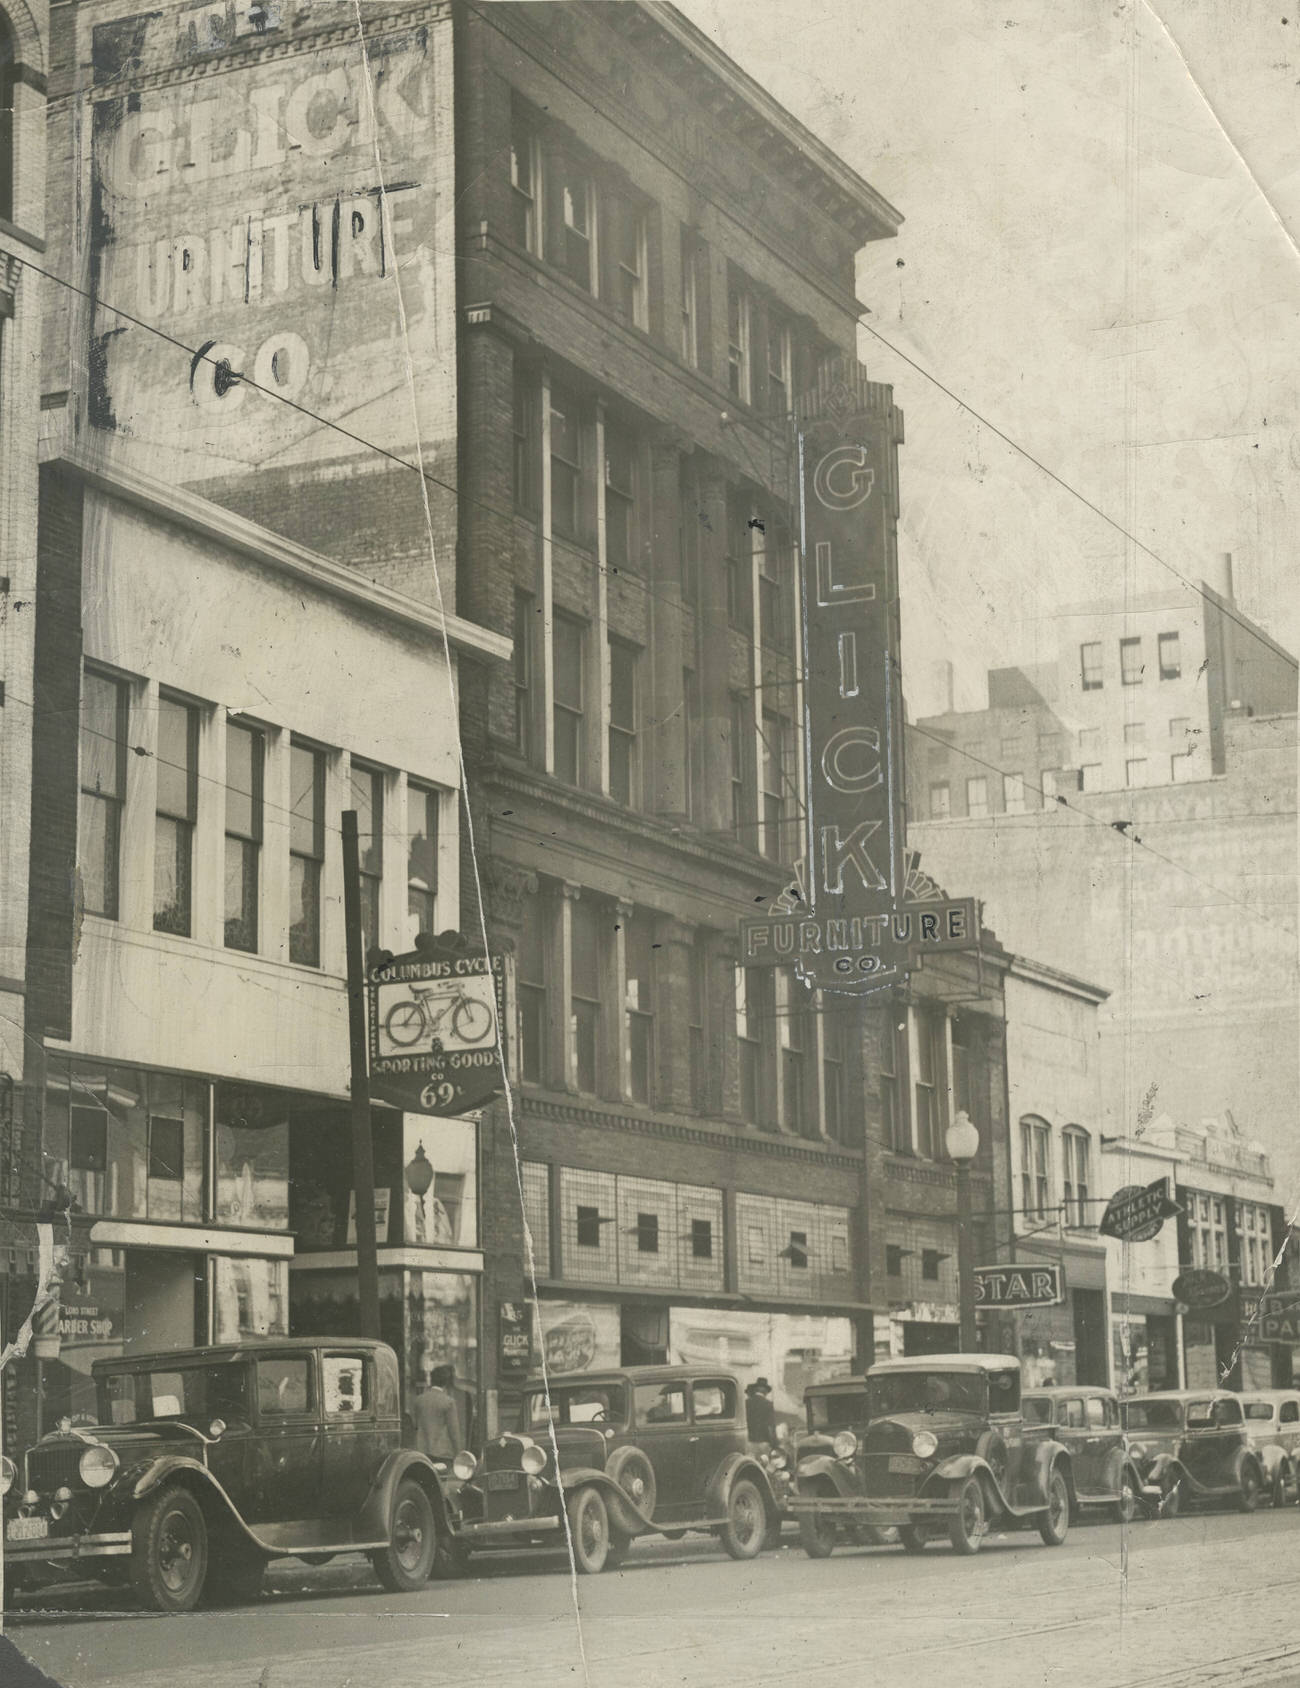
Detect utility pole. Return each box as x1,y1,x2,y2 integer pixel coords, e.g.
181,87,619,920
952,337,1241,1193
342,811,381,1340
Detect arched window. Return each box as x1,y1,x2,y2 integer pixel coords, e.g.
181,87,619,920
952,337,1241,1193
0,11,15,223
1063,1127,1091,1228
1019,1115,1051,1223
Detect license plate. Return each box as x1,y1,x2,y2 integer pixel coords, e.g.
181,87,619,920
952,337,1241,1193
7,1517,49,1542
888,1455,922,1474
484,1470,523,1491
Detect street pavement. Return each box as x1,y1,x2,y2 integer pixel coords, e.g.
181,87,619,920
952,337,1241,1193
8,1509,1300,1688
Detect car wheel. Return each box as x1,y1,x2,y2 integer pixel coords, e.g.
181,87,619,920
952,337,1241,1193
1238,1463,1263,1513
948,1477,986,1555
1037,1469,1070,1546
370,1478,438,1592
719,1478,767,1561
797,1502,837,1559
605,1446,656,1529
202,1550,265,1608
1113,1475,1139,1525
130,1485,209,1614
566,1485,611,1575
899,1525,929,1554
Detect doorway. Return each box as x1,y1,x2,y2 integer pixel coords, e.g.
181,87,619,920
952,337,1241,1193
1072,1289,1107,1385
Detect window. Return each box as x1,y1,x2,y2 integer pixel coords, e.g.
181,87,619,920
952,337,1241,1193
1236,1201,1272,1288
1020,1117,1051,1221
213,1081,290,1229
727,281,751,403
786,1230,809,1271
559,157,596,292
350,762,383,954
553,613,585,786
1171,753,1196,783
679,226,699,366
1170,716,1191,742
633,1211,659,1253
509,106,542,255
512,366,539,514
966,776,988,818
929,783,951,821
735,966,765,1124
1189,1191,1229,1272
822,1004,845,1141
726,501,753,632
1124,721,1145,748
921,1249,941,1281
1158,631,1181,680
570,896,602,1094
604,614,644,762
154,695,198,937
608,195,647,330
224,721,263,953
513,590,533,756
886,1245,904,1276
780,978,807,1134
913,1013,941,1159
604,422,636,572
1041,769,1059,805
1081,765,1102,792
79,668,128,919
1078,728,1101,758
1062,1127,1090,1227
1080,642,1103,691
950,1018,972,1117
1125,759,1147,788
729,694,754,840
289,741,325,966
691,1217,713,1259
881,1018,904,1152
636,1381,687,1425
406,783,438,943
687,939,707,1111
761,712,789,862
1003,773,1025,815
693,1379,735,1420
52,1063,205,1222
257,1357,312,1417
550,388,584,542
576,1204,603,1249
1120,637,1143,685
322,1354,370,1417
758,529,791,651
625,911,654,1104
766,316,791,418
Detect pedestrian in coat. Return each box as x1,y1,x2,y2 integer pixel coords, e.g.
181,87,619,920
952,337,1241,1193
745,1376,777,1446
411,1363,464,1464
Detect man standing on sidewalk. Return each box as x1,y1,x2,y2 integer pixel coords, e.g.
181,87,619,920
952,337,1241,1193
411,1363,463,1465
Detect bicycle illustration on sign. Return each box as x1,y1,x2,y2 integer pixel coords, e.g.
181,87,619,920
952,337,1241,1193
375,976,496,1059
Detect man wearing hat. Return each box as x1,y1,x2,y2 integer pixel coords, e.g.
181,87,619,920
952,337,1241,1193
745,1376,777,1447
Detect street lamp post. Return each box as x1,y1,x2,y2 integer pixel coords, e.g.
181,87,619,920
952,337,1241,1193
946,1109,980,1354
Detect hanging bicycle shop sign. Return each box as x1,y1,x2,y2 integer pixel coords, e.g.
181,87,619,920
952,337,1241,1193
366,937,506,1117
737,361,977,993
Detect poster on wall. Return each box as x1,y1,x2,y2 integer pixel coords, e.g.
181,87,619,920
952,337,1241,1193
530,1302,621,1376
86,0,457,569
668,1307,855,1432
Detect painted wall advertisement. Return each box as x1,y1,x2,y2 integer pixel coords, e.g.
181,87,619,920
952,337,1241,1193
86,0,456,568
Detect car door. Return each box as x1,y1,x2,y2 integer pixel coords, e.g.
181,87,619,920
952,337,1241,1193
632,1378,694,1517
1084,1394,1123,1495
246,1352,323,1529
689,1378,742,1505
1279,1398,1300,1465
319,1350,388,1523
1053,1396,1090,1491
1182,1395,1240,1489
203,1360,255,1507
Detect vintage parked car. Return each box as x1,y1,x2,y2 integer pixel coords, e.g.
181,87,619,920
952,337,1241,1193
1,1339,452,1612
449,1366,780,1574
786,1376,897,1554
787,1353,1073,1556
1238,1391,1300,1507
1022,1386,1145,1522
1120,1390,1266,1515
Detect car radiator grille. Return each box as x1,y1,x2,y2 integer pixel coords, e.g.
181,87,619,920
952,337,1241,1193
26,1446,84,1492
862,1455,924,1498
485,1476,530,1522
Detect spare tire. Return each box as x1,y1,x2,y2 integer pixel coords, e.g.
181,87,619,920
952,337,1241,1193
605,1445,657,1529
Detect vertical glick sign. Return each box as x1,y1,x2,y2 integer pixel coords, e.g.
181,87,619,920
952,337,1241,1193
740,362,977,990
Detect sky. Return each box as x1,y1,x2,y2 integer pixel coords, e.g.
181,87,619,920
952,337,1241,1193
679,0,1300,716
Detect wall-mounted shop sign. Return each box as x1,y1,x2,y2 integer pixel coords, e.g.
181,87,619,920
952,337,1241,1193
1257,1291,1300,1343
368,939,505,1117
1098,1178,1182,1243
973,1264,1064,1309
737,359,977,993
499,1301,533,1381
1172,1269,1232,1312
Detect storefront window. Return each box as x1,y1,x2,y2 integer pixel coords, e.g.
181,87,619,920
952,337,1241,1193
44,1061,204,1222
213,1257,289,1342
402,1117,477,1248
213,1083,291,1230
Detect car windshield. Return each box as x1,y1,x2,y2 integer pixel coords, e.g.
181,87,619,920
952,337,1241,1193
98,1364,249,1427
808,1392,869,1432
1122,1399,1184,1431
525,1384,628,1429
1244,1403,1275,1421
867,1371,988,1417
1022,1396,1055,1425
1187,1398,1240,1428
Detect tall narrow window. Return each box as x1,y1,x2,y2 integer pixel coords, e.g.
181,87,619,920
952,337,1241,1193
1080,642,1103,691
727,282,751,403
625,911,654,1104
1020,1117,1051,1221
929,783,951,821
550,388,583,542
289,741,325,967
609,196,647,330
965,776,988,818
726,500,753,632
559,158,596,292
1120,637,1143,685
730,693,754,841
608,637,638,807
570,896,601,1094
761,712,789,862
406,783,438,943
913,1012,940,1160
758,530,790,649
224,720,263,953
604,423,636,572
780,978,807,1134
509,107,541,255
679,225,698,366
735,966,762,1124
517,894,546,1085
351,762,384,954
881,1018,904,1151
766,317,791,418
1003,773,1026,815
513,590,534,757
1158,631,1181,680
512,367,539,514
822,1002,844,1141
154,695,198,937
79,668,128,920
1062,1127,1090,1228
683,667,700,822
553,613,585,786
688,938,706,1110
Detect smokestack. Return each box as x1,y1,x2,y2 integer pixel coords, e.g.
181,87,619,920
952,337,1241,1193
1211,552,1235,602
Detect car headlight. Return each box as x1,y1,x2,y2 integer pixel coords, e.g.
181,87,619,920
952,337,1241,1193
831,1430,858,1461
911,1431,938,1460
0,1456,15,1496
452,1451,478,1482
78,1445,119,1490
520,1443,547,1476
